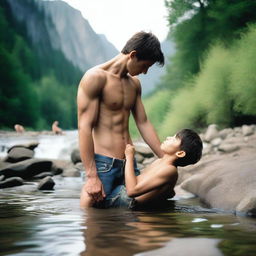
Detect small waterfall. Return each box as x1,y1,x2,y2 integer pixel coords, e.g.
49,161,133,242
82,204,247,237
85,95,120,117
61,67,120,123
0,130,79,160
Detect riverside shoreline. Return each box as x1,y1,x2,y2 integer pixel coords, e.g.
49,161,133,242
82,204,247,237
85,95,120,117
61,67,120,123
0,124,256,216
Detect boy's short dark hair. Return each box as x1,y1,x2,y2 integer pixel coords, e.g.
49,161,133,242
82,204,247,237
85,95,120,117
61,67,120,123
121,31,164,66
175,129,203,167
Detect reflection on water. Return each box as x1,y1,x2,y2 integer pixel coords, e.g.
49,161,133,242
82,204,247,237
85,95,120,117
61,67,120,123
0,177,256,256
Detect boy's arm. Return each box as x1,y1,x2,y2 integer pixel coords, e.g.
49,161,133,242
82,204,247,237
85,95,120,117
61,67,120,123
77,70,106,202
125,146,176,198
124,145,138,194
132,79,163,158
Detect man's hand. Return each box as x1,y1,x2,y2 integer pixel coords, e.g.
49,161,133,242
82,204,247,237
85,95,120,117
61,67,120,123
125,144,135,158
85,176,105,202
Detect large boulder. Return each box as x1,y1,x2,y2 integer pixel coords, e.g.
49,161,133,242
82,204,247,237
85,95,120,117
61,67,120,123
0,159,52,179
7,142,39,152
179,146,256,216
5,147,34,163
0,177,24,188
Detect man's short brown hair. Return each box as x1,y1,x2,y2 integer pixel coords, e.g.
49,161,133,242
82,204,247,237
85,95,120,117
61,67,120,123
121,31,164,66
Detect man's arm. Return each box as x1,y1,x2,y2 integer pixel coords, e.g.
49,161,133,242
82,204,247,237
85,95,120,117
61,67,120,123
77,70,106,202
132,79,163,158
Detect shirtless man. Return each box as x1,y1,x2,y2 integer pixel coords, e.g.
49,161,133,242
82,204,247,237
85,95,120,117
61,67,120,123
77,31,164,207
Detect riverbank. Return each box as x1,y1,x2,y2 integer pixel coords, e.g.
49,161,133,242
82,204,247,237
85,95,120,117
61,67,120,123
0,124,256,216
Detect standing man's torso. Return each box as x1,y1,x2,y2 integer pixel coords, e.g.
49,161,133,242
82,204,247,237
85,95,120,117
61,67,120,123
92,66,139,159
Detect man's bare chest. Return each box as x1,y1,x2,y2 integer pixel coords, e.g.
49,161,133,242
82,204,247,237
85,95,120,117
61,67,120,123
101,78,137,111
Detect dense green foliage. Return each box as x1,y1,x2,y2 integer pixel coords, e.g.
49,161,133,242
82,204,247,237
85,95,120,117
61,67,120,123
130,0,256,139
160,25,256,136
0,1,82,130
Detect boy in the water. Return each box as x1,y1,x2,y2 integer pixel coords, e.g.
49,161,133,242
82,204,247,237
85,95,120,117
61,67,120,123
80,129,203,209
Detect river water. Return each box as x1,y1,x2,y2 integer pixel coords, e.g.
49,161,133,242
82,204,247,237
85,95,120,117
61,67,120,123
0,132,256,256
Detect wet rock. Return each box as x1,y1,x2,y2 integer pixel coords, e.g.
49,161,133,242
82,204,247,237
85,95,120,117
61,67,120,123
38,176,55,190
202,143,213,155
5,147,34,163
218,128,233,139
180,151,256,216
34,172,54,179
0,159,52,179
204,124,219,142
51,163,63,175
234,127,242,135
0,177,24,188
236,192,256,216
242,125,254,136
62,167,81,177
210,138,222,147
135,153,144,163
51,159,72,175
71,149,81,164
7,142,39,153
218,144,239,153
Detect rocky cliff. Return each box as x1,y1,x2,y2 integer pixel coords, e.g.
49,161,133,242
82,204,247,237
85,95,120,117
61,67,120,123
7,0,118,71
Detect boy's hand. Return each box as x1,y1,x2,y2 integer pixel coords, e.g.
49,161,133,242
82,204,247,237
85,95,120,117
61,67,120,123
125,144,135,157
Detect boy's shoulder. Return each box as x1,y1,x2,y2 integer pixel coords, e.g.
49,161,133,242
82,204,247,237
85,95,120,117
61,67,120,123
159,164,178,179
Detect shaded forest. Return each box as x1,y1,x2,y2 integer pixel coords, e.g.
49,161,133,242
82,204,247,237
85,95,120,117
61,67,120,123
0,0,82,130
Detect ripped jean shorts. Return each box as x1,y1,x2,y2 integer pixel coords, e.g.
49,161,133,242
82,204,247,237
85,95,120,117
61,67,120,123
93,153,140,209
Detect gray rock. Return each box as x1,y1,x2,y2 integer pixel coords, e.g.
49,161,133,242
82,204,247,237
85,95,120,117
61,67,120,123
62,167,81,177
0,159,52,179
6,147,34,163
7,142,39,153
218,144,239,153
135,153,144,163
71,149,81,164
34,172,54,179
134,143,154,158
211,137,223,147
0,177,24,188
204,124,219,142
234,127,242,135
236,192,256,215
0,175,4,181
51,163,63,175
242,125,254,136
202,144,213,155
218,128,233,139
180,152,256,215
38,176,55,190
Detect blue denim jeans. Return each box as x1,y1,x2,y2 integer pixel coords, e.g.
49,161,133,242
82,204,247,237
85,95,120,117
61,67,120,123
103,185,137,209
94,153,140,208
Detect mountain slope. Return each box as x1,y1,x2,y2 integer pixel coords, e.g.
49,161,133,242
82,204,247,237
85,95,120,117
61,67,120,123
38,0,118,70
